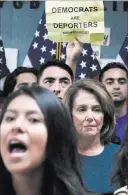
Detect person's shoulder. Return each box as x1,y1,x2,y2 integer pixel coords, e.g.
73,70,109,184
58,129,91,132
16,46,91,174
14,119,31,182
106,143,119,152
114,186,128,195
117,111,128,121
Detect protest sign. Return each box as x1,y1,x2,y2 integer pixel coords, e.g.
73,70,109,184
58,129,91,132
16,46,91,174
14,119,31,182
46,1,104,45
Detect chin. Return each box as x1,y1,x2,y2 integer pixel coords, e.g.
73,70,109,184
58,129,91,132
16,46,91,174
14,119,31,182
112,96,122,100
113,98,123,103
86,133,97,136
7,164,33,175
82,132,97,137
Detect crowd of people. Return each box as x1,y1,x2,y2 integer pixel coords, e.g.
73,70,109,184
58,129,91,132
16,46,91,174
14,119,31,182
0,39,128,195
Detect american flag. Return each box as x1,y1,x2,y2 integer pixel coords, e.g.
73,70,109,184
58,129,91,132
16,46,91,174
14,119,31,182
75,44,101,79
0,37,10,80
0,36,10,93
23,11,101,79
116,34,128,67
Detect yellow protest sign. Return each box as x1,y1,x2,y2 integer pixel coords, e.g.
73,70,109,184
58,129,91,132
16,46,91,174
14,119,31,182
46,1,104,45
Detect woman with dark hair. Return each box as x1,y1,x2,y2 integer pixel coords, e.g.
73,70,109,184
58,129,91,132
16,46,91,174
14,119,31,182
63,79,119,193
112,126,128,195
0,86,87,195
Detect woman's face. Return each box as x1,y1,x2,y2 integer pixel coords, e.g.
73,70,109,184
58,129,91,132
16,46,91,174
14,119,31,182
72,90,104,138
0,95,48,174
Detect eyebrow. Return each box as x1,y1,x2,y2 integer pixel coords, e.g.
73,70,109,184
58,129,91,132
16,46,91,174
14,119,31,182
118,78,127,80
17,83,29,86
105,78,114,80
105,77,127,81
5,109,40,115
43,77,55,81
60,77,70,81
17,82,37,87
43,77,70,81
76,103,101,107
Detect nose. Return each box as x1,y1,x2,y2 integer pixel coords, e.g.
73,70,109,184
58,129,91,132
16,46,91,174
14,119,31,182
114,80,120,89
53,81,61,94
11,117,26,134
85,110,93,122
11,127,24,134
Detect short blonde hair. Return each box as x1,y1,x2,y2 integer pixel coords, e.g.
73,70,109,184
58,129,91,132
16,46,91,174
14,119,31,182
63,78,116,144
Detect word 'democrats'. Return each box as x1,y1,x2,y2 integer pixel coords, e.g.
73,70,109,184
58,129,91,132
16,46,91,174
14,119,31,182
52,7,98,13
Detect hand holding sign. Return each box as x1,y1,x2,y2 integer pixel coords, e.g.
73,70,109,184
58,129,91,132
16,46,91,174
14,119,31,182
66,38,83,75
66,39,83,61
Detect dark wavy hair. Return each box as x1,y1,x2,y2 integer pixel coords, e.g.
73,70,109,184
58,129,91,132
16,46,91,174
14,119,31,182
111,125,128,187
0,86,87,195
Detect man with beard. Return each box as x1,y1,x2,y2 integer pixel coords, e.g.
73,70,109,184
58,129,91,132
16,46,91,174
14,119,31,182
99,62,128,143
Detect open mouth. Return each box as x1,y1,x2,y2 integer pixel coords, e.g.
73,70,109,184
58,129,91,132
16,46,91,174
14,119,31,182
8,140,27,153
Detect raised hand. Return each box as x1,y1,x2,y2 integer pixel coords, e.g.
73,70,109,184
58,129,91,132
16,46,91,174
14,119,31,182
65,39,83,77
